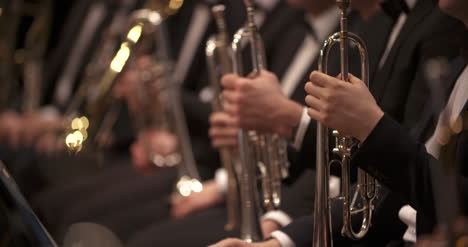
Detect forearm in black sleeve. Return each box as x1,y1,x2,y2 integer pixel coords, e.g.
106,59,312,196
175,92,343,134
280,215,314,247
279,170,315,219
351,114,437,220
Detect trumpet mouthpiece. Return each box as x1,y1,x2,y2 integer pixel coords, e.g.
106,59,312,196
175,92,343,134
336,0,350,11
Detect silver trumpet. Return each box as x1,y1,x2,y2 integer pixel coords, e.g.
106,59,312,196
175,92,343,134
231,0,289,242
206,4,239,231
312,1,378,246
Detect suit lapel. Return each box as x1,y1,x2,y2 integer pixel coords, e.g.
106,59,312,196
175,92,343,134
372,0,434,101
260,1,303,54
360,11,395,84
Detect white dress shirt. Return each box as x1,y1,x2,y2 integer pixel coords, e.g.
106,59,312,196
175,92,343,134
254,0,280,27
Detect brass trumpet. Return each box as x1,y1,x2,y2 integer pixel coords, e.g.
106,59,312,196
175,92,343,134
63,0,184,153
109,1,203,199
312,1,378,246
0,0,51,111
230,0,289,242
206,4,239,231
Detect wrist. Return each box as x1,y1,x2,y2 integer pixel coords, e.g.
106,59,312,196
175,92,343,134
204,180,224,203
274,98,303,138
357,107,384,143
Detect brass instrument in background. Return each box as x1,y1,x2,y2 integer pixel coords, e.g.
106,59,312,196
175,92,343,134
21,0,52,114
312,1,378,246
230,0,289,242
0,0,22,107
206,4,239,231
0,0,51,111
63,1,134,153
64,0,203,198
63,0,185,153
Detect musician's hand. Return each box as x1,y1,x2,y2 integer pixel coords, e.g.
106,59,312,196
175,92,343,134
209,112,239,149
35,132,66,155
0,111,23,148
221,70,303,138
261,219,281,238
208,238,281,247
131,130,179,172
305,71,384,142
170,180,223,219
21,113,64,146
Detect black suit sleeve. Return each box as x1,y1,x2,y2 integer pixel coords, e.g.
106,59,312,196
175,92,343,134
351,114,439,223
280,215,313,247
279,170,315,219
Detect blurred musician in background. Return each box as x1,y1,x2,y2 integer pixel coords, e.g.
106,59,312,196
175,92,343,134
0,0,131,197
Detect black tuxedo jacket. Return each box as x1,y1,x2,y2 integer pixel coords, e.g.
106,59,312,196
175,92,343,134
352,57,468,236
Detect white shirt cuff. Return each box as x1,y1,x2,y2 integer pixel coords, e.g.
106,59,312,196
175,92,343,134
399,205,417,243
214,168,228,194
329,175,341,199
292,107,311,150
271,230,295,247
261,210,293,227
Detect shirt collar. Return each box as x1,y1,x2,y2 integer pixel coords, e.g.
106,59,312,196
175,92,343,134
255,0,280,12
405,0,417,10
305,6,341,42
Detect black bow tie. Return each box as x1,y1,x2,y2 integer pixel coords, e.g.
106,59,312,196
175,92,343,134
380,0,410,20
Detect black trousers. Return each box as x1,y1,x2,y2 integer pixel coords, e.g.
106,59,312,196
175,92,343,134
127,204,240,247
32,162,177,242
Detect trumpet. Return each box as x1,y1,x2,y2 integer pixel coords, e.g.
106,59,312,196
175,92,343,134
206,4,239,231
231,0,289,242
312,1,378,246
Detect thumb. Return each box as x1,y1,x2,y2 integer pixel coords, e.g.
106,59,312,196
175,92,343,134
348,73,366,87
